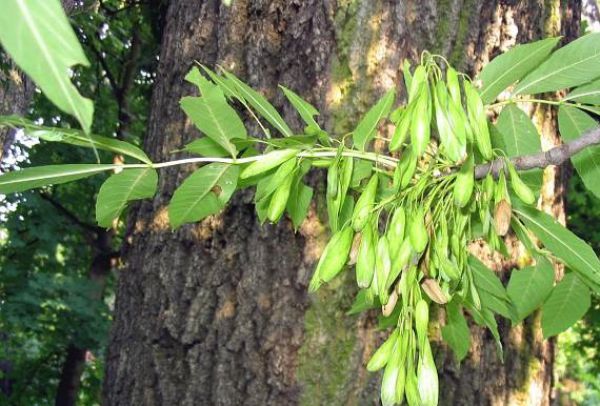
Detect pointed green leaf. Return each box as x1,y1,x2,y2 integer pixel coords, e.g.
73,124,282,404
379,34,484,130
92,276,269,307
495,105,542,192
96,169,158,227
514,203,600,292
468,256,509,301
542,273,591,338
563,77,600,104
200,65,241,100
558,106,600,199
168,163,239,228
441,301,470,362
279,85,320,130
183,137,255,158
515,33,600,95
0,116,151,163
0,164,116,194
507,258,555,322
0,0,94,133
180,88,246,157
262,135,317,149
478,37,559,104
183,137,230,157
223,71,294,137
353,89,395,151
478,289,518,322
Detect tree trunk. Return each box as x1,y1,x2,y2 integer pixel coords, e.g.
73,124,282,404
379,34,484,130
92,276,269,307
0,54,34,164
104,1,580,405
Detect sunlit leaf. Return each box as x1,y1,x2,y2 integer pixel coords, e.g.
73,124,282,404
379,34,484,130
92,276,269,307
558,106,600,199
279,85,320,130
514,203,600,292
507,258,554,322
96,169,158,227
180,86,246,157
542,273,590,338
494,105,542,193
441,301,470,362
0,116,151,163
0,164,116,194
0,0,94,132
563,77,600,105
352,89,395,151
468,256,509,301
477,37,559,104
515,33,600,95
223,71,294,137
168,163,239,228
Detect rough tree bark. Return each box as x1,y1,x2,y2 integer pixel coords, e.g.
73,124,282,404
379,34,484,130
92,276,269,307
104,1,580,405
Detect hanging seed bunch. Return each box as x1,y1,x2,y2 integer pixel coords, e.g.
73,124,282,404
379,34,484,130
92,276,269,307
308,56,536,406
3,35,600,406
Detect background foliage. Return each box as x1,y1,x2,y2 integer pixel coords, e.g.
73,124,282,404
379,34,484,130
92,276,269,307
0,1,159,404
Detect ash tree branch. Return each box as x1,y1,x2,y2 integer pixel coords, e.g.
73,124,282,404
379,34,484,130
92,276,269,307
474,126,600,179
38,192,102,235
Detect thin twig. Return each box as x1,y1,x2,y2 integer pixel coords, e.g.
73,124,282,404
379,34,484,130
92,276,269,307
39,192,102,235
474,126,600,179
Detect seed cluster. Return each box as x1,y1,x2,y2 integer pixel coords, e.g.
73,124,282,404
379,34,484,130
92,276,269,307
308,58,536,406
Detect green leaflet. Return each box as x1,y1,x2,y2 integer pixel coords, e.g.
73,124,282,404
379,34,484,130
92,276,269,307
95,169,158,227
0,0,93,133
477,37,559,104
515,33,600,95
183,137,255,158
507,258,554,323
183,137,230,157
168,163,239,228
563,77,600,105
558,106,600,199
352,89,396,151
223,71,294,137
0,164,117,194
185,66,216,96
441,301,470,362
200,65,241,100
514,203,600,292
279,85,321,130
494,105,542,193
0,116,151,164
541,273,591,338
180,84,247,157
468,256,510,301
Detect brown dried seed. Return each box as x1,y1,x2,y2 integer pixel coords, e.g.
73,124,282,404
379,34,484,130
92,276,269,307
494,199,512,236
382,289,399,317
348,232,362,265
421,278,448,304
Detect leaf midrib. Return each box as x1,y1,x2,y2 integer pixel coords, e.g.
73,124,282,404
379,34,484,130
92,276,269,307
175,165,230,224
480,41,555,102
515,208,600,283
230,77,293,137
0,165,115,186
355,91,393,149
516,47,600,95
201,98,237,157
16,0,85,128
561,107,600,180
